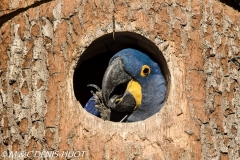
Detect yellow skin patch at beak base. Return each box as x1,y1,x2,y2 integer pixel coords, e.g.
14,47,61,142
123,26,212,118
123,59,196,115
126,80,142,110
115,98,122,103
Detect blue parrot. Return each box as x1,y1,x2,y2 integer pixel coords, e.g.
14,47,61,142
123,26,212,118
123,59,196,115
84,48,166,122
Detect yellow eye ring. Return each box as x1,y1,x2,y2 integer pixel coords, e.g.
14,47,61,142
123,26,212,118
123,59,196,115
140,65,151,77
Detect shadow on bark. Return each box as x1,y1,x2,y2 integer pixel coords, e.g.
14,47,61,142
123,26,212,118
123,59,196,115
0,0,52,28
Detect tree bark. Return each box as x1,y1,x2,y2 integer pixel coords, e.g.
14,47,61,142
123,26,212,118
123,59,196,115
0,0,240,159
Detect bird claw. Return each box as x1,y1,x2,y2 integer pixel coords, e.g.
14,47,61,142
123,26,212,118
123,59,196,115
88,85,111,121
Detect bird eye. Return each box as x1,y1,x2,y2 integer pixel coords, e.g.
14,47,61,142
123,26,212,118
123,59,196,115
141,65,151,77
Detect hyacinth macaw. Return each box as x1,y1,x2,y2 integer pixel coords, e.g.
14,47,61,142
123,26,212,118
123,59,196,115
84,48,166,122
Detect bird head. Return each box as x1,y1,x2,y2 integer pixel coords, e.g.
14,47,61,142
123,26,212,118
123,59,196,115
102,48,166,122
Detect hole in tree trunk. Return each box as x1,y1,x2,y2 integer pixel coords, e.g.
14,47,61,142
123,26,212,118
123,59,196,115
73,32,170,122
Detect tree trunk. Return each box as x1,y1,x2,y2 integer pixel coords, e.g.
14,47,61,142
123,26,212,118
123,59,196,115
0,0,240,159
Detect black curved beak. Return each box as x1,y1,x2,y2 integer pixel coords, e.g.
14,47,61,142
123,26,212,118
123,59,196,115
102,57,136,112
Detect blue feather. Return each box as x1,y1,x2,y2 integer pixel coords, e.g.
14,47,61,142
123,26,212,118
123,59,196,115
84,96,100,117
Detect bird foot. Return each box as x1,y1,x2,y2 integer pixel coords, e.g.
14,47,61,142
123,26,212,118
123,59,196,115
88,84,111,121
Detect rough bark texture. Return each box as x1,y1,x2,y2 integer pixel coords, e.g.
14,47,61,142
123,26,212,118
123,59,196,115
0,0,240,159
0,0,47,17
